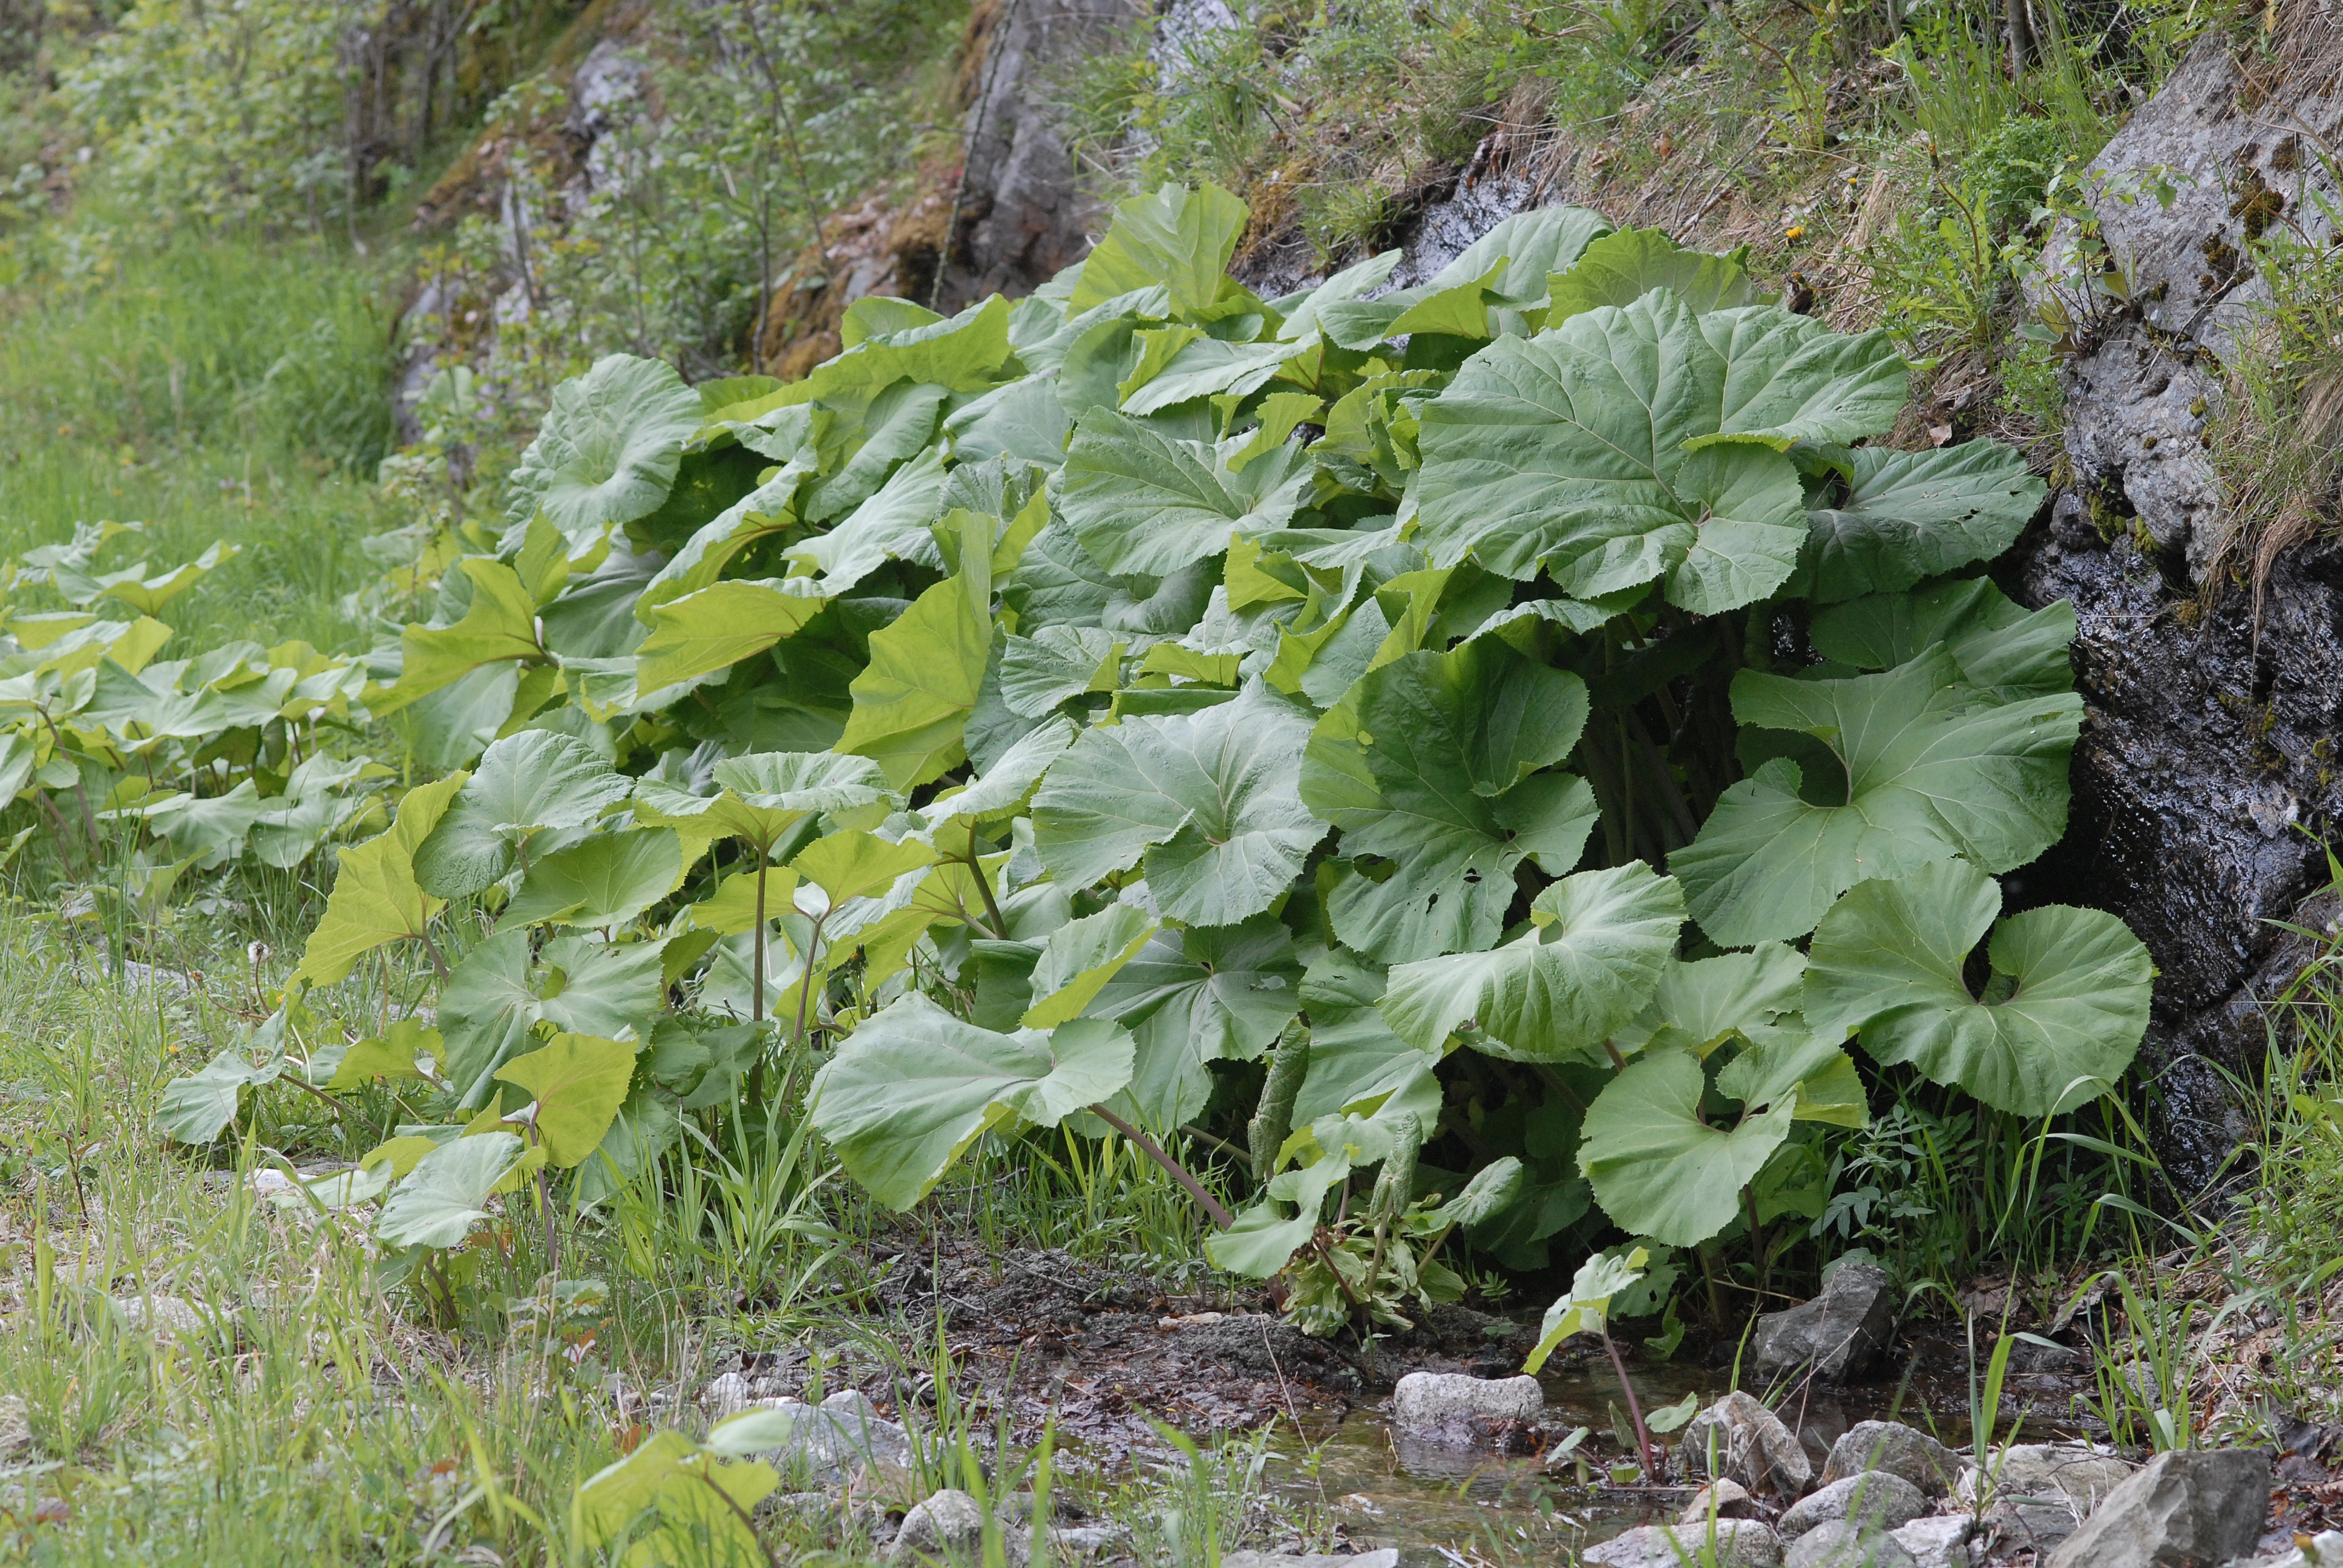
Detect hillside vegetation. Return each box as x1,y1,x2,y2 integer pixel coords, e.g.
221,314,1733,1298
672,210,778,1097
1,0,2340,1562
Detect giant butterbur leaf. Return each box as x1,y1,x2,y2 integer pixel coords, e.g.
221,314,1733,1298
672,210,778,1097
634,578,830,695
1021,903,1158,1028
494,1033,641,1167
1032,680,1320,926
1058,410,1314,578
505,354,703,548
414,731,632,899
295,772,468,987
1084,915,1307,1126
1806,577,2077,703
1801,442,2047,603
376,1132,540,1250
1577,1053,1797,1247
1804,859,2151,1116
808,996,1134,1208
1670,647,2082,946
1547,227,1756,323
1304,638,1596,961
1381,862,1685,1060
499,826,684,929
836,561,994,789
1412,293,1804,609
373,558,542,717
1069,182,1250,316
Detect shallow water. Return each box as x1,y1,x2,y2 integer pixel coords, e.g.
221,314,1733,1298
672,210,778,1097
1257,1355,2090,1564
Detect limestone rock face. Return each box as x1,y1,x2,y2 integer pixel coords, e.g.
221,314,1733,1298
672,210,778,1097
2011,7,2343,1182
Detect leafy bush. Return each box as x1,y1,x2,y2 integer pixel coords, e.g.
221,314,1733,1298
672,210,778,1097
43,181,2153,1325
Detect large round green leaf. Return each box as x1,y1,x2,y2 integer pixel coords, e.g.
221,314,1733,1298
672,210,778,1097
1083,915,1307,1126
1577,1053,1797,1247
376,1132,539,1251
505,354,703,547
1411,291,1817,610
414,731,632,899
1670,647,2082,946
499,826,683,930
1804,859,2151,1116
808,996,1134,1209
1031,681,1320,926
1380,861,1685,1060
1806,577,2077,704
493,1032,640,1168
1800,442,2046,603
1303,638,1596,961
1058,409,1314,578
1547,227,1756,324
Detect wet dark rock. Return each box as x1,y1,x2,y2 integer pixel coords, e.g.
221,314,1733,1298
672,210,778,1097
1751,1259,1895,1380
1780,1472,1926,1540
1787,1520,1918,1568
2008,501,2338,1189
1389,1371,1543,1449
1679,1390,1814,1497
2007,15,2343,1190
1588,1521,1783,1568
2042,1448,2272,1568
1820,1422,1962,1498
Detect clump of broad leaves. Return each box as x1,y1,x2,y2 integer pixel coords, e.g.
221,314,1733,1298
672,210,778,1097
157,183,2151,1331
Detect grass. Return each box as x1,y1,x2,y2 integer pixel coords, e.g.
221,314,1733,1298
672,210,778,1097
0,208,402,655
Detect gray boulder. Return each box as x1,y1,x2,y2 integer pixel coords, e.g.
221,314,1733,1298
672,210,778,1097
1221,1554,1400,1568
1587,1521,1783,1568
1820,1422,1962,1497
1956,1444,2138,1551
1780,1471,1927,1540
1389,1371,1542,1447
1680,1479,1763,1522
1788,1520,1918,1568
2042,1448,2271,1568
1679,1390,1814,1497
1890,1517,1981,1568
728,1389,914,1483
1752,1259,1896,1380
891,1489,1007,1564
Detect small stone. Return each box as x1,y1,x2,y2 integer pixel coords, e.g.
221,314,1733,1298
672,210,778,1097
891,1489,1014,1564
1586,1521,1783,1568
1221,1553,1400,1568
2042,1448,2271,1568
1787,1520,1918,1568
1820,1422,1963,1498
1390,1371,1542,1448
0,1395,28,1459
246,1169,297,1201
726,1390,914,1483
1752,1259,1897,1380
1680,1479,1762,1523
1953,1444,2137,1551
1046,1522,1133,1560
700,1371,754,1419
1779,1471,1926,1540
1678,1390,1814,1497
1889,1516,1980,1568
